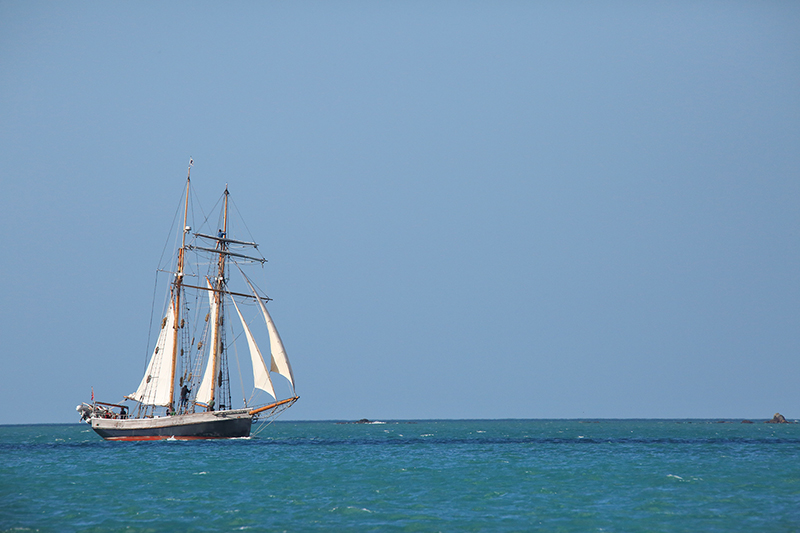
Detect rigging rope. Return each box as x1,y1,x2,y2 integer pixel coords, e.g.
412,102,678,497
143,269,160,374
228,196,267,263
251,401,294,438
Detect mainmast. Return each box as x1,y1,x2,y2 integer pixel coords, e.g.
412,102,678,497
168,167,191,411
209,185,229,407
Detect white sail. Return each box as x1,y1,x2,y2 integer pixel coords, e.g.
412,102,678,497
246,280,295,391
261,300,295,390
230,295,276,399
195,279,219,405
129,302,176,406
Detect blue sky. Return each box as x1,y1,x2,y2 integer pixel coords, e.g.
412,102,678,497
1,2,798,424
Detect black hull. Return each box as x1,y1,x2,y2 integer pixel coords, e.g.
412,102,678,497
91,411,253,441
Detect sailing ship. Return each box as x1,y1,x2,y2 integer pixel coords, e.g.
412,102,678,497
77,165,298,440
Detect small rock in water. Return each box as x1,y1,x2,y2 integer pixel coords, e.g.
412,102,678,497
741,420,754,424
336,418,372,425
765,413,791,424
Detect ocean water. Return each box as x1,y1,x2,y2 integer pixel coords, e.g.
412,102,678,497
1,420,798,532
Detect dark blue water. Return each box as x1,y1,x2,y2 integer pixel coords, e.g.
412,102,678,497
1,420,798,532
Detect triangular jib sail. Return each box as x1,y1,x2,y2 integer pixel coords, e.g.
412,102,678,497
230,295,276,399
245,277,295,392
129,302,176,406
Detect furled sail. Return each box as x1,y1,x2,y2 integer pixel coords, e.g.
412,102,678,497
230,295,276,399
129,301,176,406
194,279,219,405
246,280,295,392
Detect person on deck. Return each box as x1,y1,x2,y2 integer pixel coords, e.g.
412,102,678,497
180,384,191,411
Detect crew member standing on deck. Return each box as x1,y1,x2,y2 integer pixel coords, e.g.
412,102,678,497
180,384,190,411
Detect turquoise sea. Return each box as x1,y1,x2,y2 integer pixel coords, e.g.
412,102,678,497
1,420,799,532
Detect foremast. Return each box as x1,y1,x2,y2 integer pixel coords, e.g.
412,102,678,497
168,170,191,412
